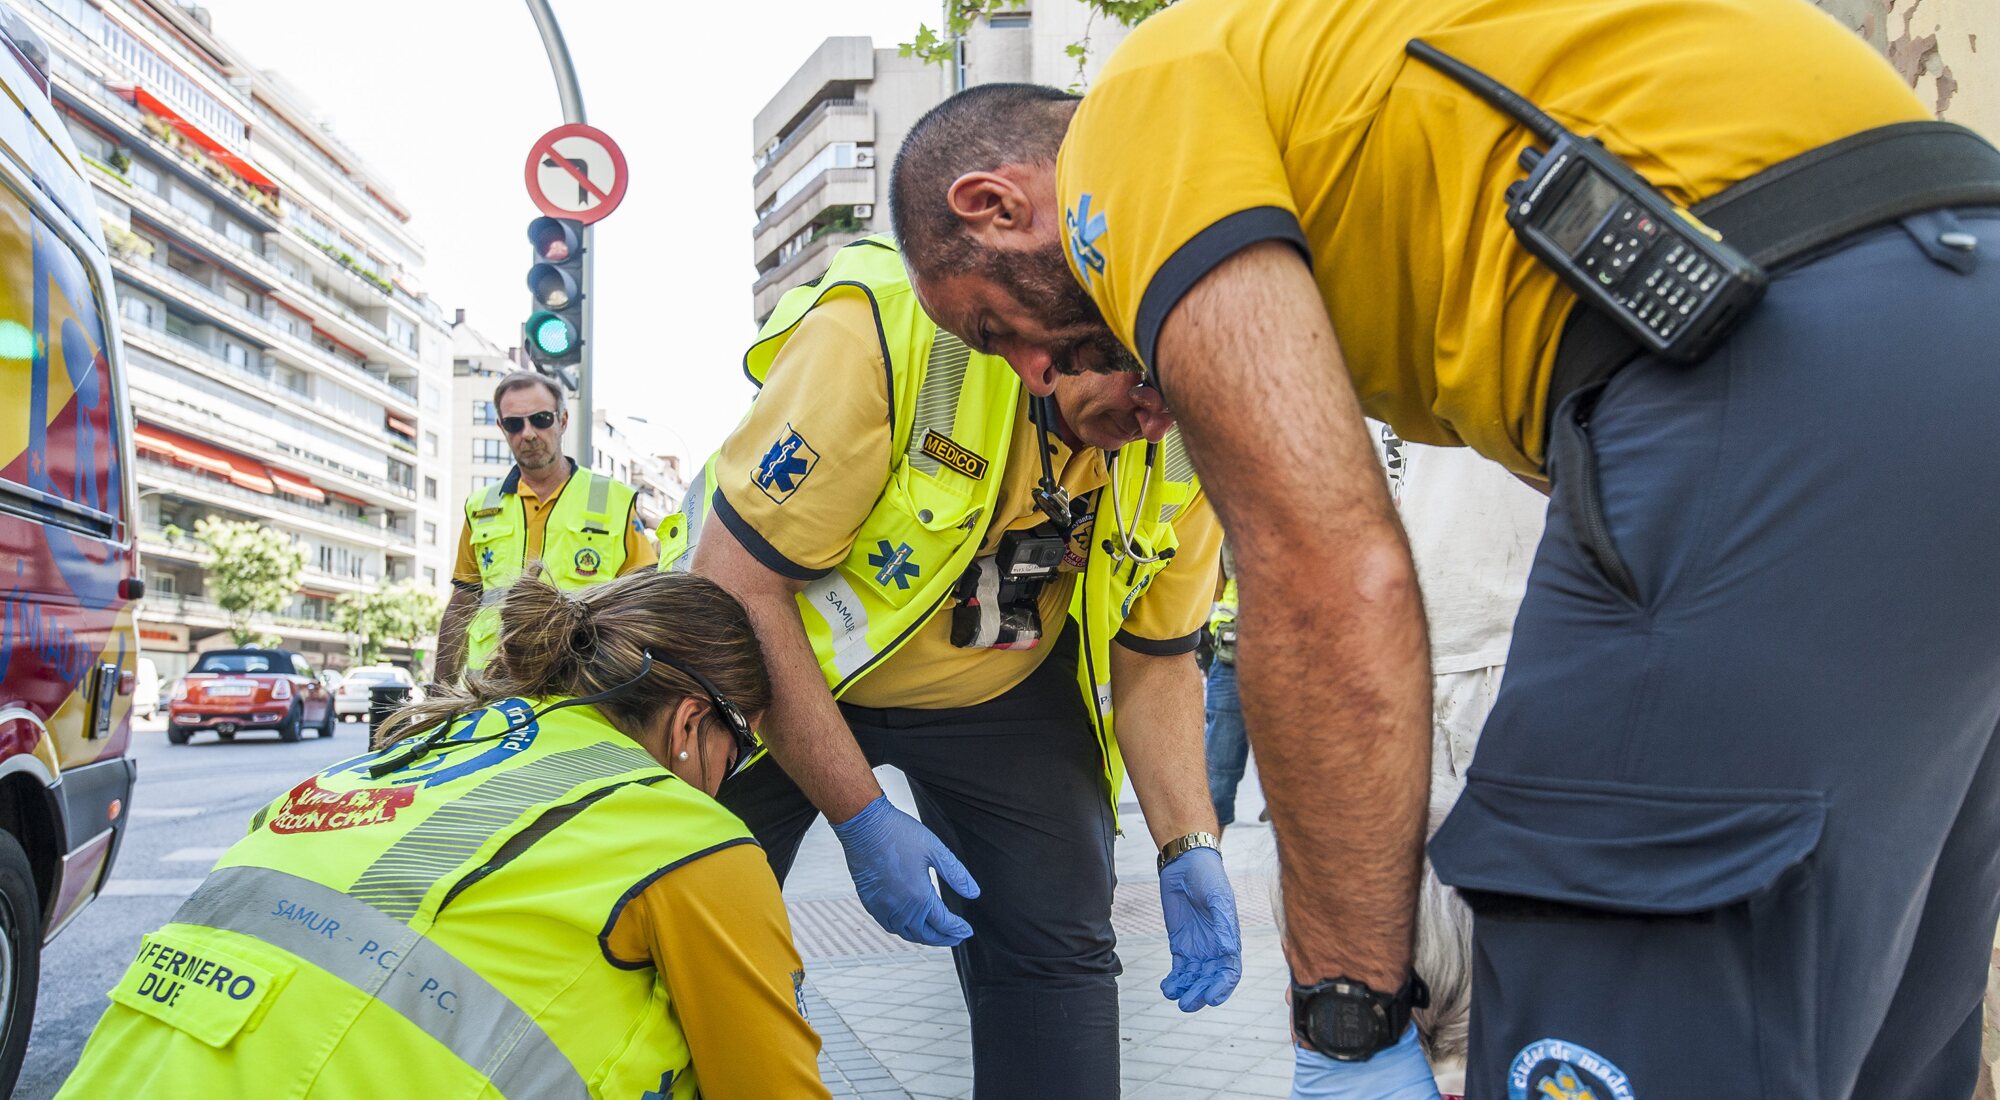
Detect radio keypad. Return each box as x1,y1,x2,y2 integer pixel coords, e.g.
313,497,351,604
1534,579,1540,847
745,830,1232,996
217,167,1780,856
1573,199,1722,341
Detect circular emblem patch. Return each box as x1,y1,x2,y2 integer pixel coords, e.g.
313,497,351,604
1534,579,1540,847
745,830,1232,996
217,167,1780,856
1508,1038,1635,1100
573,547,602,577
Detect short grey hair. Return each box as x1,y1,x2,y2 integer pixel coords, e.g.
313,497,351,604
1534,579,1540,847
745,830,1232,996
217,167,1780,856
493,370,564,412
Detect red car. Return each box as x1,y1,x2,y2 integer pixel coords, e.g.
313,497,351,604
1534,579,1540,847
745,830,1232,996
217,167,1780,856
167,649,337,744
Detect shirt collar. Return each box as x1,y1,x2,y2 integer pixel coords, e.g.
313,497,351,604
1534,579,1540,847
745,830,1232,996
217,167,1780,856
501,456,577,499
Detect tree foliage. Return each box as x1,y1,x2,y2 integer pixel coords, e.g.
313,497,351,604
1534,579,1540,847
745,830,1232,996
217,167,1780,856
191,516,306,645
901,0,1174,87
334,582,442,667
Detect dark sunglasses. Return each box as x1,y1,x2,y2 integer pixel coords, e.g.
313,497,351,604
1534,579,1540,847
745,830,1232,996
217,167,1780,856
648,650,762,781
500,410,559,435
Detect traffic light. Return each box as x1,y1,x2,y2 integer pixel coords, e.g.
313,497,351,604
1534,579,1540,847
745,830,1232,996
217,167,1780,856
525,216,584,369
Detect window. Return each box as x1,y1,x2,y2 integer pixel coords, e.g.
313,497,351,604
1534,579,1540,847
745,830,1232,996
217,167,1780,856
423,476,438,500
123,295,158,328
472,476,501,491
132,161,161,194
387,459,415,489
222,342,249,369
770,143,860,212
224,283,252,310
471,400,496,425
423,521,438,545
0,185,128,534
424,566,437,586
223,220,260,253
169,184,211,225
988,11,1031,26
474,439,509,464
423,432,439,457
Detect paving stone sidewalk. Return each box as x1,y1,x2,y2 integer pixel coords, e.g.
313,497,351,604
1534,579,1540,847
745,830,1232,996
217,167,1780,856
787,765,1294,1100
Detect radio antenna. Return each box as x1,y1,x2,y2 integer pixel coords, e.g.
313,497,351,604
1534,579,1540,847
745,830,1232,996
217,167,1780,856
1405,40,1568,146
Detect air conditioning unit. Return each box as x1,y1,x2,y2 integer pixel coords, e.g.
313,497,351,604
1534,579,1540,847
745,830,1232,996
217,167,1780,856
856,149,876,168
853,204,874,219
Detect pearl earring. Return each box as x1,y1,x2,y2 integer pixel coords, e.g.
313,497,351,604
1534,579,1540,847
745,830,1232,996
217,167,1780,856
676,751,690,761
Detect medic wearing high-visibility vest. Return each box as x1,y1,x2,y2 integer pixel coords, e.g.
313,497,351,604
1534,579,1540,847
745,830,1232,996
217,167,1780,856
436,371,656,685
60,569,829,1100
670,236,1241,1098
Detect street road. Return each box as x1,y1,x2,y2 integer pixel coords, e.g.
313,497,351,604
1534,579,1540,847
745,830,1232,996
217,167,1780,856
15,716,370,1098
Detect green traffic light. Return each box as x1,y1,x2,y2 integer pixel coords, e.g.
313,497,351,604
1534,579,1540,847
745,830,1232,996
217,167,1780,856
530,313,575,356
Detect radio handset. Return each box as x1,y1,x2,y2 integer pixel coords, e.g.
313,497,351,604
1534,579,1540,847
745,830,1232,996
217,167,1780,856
1405,40,1766,365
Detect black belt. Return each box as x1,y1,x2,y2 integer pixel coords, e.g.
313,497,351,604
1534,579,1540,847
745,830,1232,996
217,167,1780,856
1546,121,2000,433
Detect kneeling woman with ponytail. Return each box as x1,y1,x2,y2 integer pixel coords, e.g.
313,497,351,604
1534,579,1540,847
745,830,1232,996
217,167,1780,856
62,567,832,1100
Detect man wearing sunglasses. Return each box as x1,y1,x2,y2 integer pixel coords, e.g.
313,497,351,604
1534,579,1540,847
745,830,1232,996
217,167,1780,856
437,371,657,685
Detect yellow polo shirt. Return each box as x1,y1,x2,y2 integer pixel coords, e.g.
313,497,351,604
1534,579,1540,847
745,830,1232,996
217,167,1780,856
452,462,658,587
710,294,1222,710
1056,0,1929,474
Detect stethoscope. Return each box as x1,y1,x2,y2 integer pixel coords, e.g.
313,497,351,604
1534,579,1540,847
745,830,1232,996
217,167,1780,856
1026,391,1171,567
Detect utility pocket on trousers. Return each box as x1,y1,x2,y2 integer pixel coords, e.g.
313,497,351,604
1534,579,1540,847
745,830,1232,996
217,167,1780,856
1430,771,1828,1098
1548,386,1642,604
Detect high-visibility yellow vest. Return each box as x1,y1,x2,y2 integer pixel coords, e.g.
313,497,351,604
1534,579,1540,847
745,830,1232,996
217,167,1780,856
661,237,1199,811
1209,576,1240,665
61,700,751,1100
463,466,637,672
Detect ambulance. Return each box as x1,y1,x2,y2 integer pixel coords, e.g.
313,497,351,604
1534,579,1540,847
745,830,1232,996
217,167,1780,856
0,8,143,1088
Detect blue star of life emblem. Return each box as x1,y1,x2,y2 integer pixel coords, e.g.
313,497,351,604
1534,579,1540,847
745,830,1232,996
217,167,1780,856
1066,192,1107,286
867,539,920,590
480,547,495,568
754,426,820,504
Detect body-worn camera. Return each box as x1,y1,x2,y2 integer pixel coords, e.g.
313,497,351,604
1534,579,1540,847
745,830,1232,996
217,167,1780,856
951,527,1068,650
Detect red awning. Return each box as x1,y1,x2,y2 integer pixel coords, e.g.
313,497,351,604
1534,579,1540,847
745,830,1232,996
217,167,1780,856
267,467,326,502
385,415,416,438
140,424,275,494
120,85,278,192
133,425,180,460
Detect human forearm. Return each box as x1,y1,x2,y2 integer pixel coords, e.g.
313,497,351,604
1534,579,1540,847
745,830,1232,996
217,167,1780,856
1156,240,1430,992
693,528,881,823
1111,646,1219,848
434,586,478,686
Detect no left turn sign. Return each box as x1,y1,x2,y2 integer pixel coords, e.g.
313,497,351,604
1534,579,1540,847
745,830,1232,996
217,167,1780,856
525,122,628,224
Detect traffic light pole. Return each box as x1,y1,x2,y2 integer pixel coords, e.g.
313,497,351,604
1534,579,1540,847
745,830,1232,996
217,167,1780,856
524,0,593,467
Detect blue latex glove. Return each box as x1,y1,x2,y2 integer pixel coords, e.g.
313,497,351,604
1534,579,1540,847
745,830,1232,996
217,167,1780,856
1291,1026,1442,1100
1159,846,1242,1010
830,795,981,947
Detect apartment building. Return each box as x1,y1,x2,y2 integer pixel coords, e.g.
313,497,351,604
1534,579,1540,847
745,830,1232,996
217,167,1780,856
750,7,1133,322
17,0,455,676
448,310,515,524
589,410,685,533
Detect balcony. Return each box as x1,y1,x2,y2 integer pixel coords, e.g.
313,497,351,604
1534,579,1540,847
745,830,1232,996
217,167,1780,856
118,169,288,288
753,100,867,190
752,167,875,260
136,459,411,546
753,229,868,322
140,591,347,644
112,252,417,412
134,390,418,508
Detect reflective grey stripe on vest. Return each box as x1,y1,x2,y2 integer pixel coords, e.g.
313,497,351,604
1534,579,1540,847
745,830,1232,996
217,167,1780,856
1156,431,1195,524
666,464,708,573
173,865,588,1099
908,331,973,475
349,740,659,921
479,587,509,608
583,473,612,525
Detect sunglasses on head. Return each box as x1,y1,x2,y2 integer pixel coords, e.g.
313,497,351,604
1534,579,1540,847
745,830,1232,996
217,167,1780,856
500,410,559,434
648,650,762,781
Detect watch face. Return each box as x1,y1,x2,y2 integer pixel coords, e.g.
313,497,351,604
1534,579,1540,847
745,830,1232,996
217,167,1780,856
1312,992,1387,1056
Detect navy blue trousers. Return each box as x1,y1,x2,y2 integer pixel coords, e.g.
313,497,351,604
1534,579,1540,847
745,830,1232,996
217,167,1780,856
718,631,1122,1100
1431,209,2000,1100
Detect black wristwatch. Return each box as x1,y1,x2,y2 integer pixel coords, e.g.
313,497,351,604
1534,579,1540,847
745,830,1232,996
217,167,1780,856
1290,973,1430,1062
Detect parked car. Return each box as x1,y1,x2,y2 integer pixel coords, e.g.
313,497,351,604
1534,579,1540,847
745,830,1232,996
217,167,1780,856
0,11,141,1089
334,665,420,720
166,649,336,744
132,657,160,720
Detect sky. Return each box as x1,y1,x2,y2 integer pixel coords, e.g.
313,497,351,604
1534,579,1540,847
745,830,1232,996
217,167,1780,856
190,0,939,467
